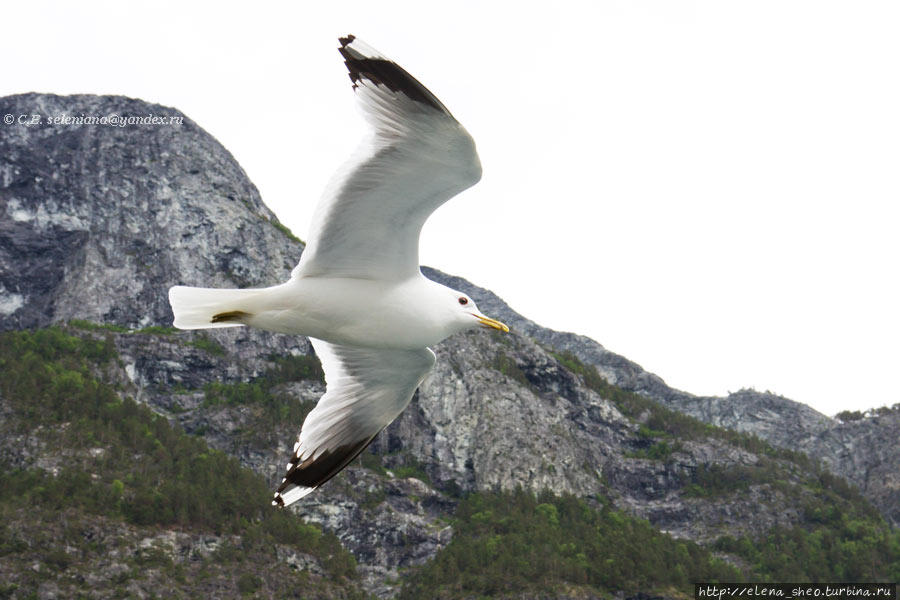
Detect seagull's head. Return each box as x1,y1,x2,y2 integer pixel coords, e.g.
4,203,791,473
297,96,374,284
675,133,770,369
446,290,509,335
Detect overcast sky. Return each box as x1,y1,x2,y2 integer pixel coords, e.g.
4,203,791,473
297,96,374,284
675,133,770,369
3,1,898,417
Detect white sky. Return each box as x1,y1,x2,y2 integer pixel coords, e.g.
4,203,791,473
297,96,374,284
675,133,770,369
3,1,899,417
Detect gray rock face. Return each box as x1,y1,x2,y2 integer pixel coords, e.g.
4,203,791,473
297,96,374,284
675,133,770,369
799,408,900,526
0,92,298,332
666,389,834,447
651,388,900,526
375,329,630,497
3,93,899,597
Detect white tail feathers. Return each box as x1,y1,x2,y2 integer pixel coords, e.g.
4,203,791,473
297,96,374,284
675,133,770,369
168,286,264,330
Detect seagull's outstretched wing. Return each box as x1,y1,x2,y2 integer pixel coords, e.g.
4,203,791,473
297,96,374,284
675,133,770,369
292,35,482,282
273,338,435,507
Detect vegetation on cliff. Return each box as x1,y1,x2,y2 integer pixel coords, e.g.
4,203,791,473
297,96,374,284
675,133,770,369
0,327,360,598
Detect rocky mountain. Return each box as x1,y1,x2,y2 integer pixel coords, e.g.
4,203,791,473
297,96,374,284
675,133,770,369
2,93,899,597
423,278,900,530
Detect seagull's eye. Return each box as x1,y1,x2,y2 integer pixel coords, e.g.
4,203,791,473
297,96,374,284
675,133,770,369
458,297,468,306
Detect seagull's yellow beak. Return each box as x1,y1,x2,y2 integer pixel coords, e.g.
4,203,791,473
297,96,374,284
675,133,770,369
477,314,509,333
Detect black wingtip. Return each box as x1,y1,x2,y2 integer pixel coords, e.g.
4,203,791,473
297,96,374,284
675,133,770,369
335,35,454,118
279,437,374,496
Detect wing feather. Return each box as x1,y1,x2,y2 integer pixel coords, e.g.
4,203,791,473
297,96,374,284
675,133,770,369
273,338,435,507
292,35,482,281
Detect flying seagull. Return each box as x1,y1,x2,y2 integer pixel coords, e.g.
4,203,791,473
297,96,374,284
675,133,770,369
168,35,507,507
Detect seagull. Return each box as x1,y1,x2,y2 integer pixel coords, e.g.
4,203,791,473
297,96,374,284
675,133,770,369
168,35,507,507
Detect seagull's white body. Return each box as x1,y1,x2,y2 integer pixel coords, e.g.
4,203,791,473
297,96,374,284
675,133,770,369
168,35,506,507
172,276,477,349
